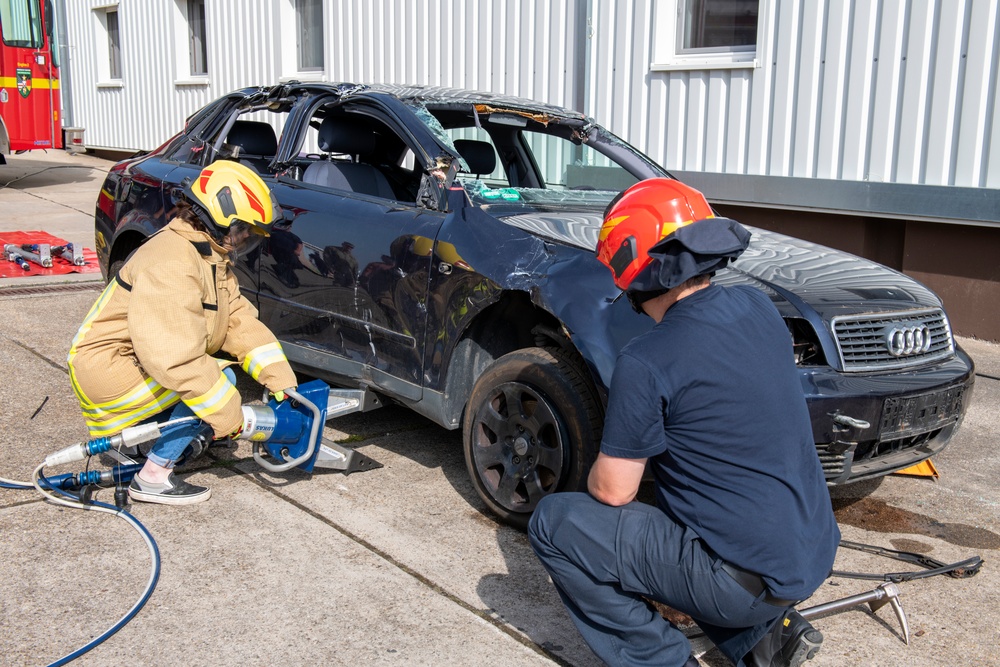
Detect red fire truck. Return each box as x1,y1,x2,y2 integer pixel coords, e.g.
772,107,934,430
0,0,62,163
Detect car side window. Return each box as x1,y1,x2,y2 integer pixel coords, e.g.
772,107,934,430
164,135,211,166
294,107,425,204
520,131,639,192
445,127,509,189
212,108,287,175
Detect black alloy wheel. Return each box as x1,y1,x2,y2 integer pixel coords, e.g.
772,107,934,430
463,347,603,528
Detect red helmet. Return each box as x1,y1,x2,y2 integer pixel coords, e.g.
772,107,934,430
596,178,714,290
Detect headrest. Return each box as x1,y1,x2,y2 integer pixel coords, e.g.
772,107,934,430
227,120,278,156
318,117,377,155
454,139,497,176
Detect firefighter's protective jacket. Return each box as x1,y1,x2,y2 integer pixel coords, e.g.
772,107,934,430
68,219,297,437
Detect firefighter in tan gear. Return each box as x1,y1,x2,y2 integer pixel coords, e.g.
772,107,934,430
68,161,298,505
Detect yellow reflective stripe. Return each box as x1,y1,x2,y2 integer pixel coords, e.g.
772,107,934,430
67,282,119,403
83,395,181,437
0,76,60,89
68,281,117,360
76,378,181,437
77,377,170,412
242,342,288,381
184,373,237,420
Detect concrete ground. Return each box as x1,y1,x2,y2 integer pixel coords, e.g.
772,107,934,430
1,150,998,666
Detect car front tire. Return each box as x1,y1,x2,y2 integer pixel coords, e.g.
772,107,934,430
462,347,602,528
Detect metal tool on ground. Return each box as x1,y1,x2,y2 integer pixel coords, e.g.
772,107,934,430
50,243,87,266
101,378,380,477
4,247,30,270
242,379,382,474
800,582,909,645
681,537,983,658
11,242,53,268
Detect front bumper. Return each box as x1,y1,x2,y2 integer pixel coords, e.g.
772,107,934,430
800,348,976,484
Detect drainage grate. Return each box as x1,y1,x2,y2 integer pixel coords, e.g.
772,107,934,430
0,281,103,298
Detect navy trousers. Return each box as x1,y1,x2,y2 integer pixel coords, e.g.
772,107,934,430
528,493,788,667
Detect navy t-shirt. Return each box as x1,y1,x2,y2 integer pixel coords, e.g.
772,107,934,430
601,284,840,601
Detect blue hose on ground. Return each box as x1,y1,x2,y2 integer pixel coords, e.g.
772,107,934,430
0,421,193,661
9,463,163,666
44,499,161,667
0,477,35,490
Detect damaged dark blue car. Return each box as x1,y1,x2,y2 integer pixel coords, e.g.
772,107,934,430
95,83,974,526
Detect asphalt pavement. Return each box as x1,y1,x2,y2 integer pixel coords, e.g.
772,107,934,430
1,150,998,666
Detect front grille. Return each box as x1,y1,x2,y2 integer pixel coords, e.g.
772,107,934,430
816,443,853,481
817,429,943,484
831,308,954,372
853,429,941,462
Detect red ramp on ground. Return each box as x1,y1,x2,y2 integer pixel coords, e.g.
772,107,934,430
0,231,101,278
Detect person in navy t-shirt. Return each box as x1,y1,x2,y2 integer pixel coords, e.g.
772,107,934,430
529,179,839,667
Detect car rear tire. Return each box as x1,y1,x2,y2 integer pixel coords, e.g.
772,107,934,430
107,258,125,282
463,346,603,528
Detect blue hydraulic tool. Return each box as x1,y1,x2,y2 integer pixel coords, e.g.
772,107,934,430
45,379,381,485
243,379,381,474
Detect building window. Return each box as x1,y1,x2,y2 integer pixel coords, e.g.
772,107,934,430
652,0,763,71
106,7,121,79
296,0,323,71
187,0,207,75
679,0,758,52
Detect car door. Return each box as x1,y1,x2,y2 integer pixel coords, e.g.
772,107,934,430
257,95,450,401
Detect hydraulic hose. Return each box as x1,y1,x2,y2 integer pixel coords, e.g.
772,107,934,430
0,475,35,490
28,463,161,667
1,419,197,658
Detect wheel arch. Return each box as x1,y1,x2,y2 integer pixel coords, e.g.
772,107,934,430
439,289,603,429
106,227,149,280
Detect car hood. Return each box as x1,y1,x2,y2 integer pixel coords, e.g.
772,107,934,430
437,196,947,391
497,210,944,318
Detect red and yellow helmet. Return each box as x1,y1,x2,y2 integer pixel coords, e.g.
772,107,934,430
188,160,280,235
596,178,714,290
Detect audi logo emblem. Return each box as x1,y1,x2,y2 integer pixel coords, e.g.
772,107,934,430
885,325,932,357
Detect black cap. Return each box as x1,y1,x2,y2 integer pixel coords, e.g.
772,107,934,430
628,217,751,292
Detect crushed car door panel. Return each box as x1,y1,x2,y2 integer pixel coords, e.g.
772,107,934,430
258,100,449,395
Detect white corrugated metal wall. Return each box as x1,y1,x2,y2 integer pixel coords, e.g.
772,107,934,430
325,0,583,109
587,0,999,189
65,0,283,151
64,0,584,152
64,0,998,191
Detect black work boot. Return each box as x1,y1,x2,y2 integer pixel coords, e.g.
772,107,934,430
749,609,823,667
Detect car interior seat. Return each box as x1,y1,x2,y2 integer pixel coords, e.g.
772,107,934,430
226,120,278,173
454,139,497,179
302,117,396,199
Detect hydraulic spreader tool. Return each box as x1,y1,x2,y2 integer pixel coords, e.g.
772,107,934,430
2,380,380,666
44,379,381,488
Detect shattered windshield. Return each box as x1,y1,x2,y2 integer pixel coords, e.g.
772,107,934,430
409,101,664,209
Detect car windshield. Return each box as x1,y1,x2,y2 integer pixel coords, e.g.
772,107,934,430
409,102,661,209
